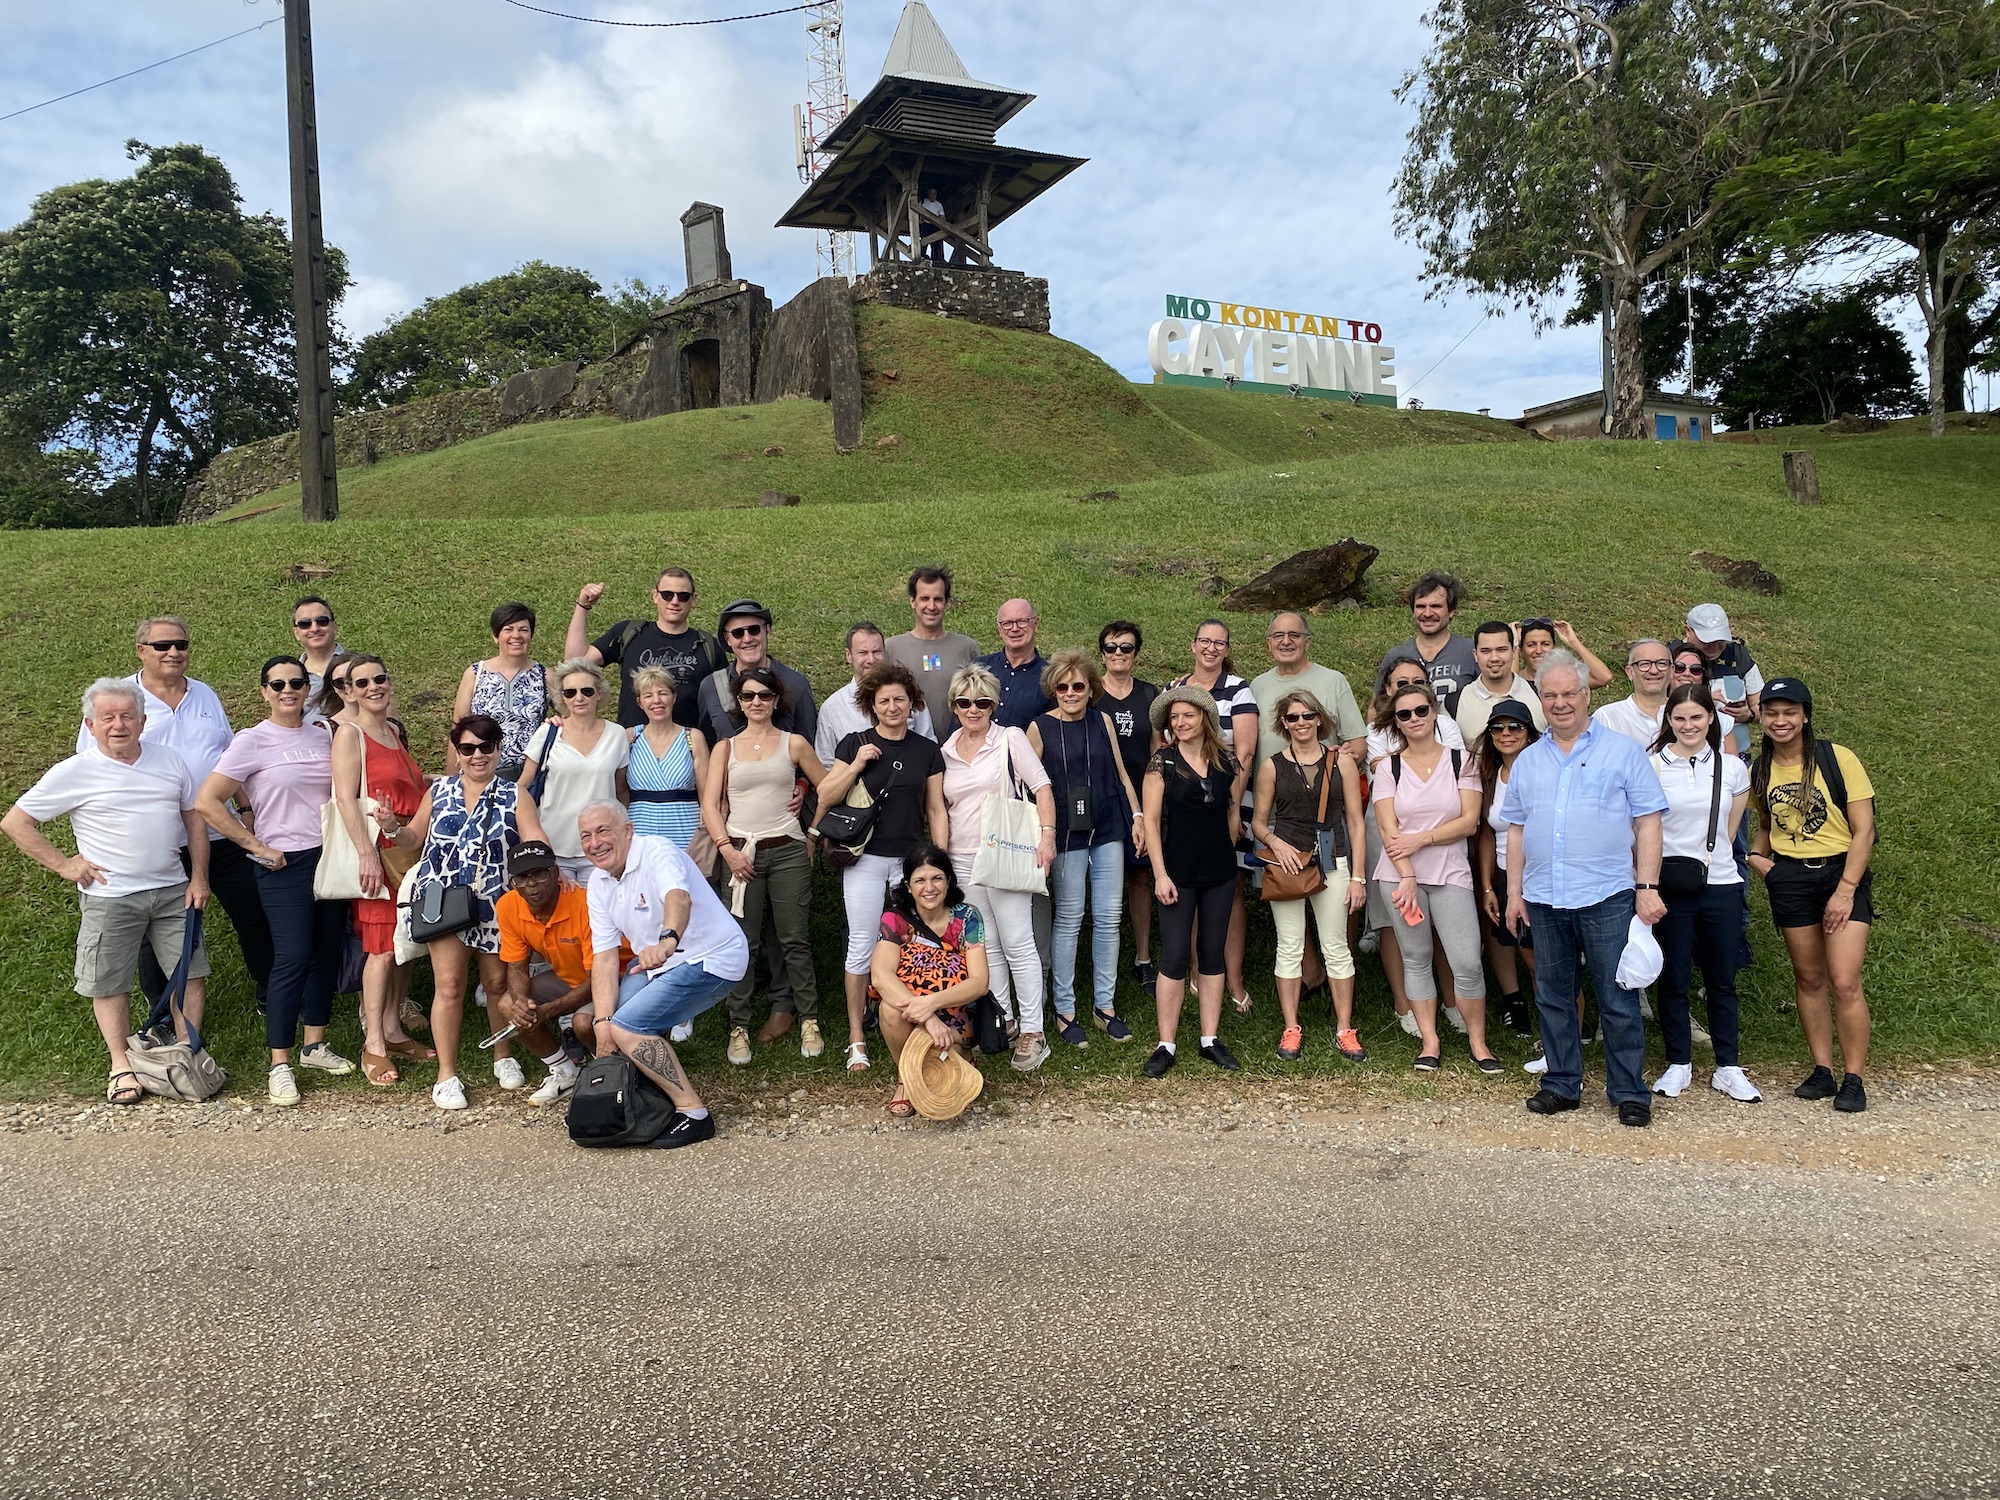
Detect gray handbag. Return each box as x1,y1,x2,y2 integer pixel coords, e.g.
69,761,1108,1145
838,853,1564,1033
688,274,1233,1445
124,909,230,1103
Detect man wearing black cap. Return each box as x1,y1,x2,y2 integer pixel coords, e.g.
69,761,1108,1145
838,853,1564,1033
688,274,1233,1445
495,839,628,1106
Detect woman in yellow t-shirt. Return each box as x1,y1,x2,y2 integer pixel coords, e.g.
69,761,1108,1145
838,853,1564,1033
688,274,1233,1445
1747,678,1876,1114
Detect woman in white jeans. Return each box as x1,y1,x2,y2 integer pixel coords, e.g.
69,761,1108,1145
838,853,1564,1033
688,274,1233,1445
1369,680,1496,1074
814,661,947,1074
1250,688,1368,1063
939,665,1057,1073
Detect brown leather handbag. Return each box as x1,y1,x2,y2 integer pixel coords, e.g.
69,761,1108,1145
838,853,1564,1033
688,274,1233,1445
1257,752,1332,901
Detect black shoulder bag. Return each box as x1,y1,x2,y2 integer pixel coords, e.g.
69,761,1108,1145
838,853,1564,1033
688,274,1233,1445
1658,752,1724,900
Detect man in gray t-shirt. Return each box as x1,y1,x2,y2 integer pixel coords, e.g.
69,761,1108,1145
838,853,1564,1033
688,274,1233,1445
883,565,978,735
1375,569,1479,722
1249,612,1368,765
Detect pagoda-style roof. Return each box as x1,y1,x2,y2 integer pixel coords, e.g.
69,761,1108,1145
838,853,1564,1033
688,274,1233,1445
777,1,1084,269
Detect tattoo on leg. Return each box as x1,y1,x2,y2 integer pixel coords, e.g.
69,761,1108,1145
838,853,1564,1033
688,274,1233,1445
620,1032,684,1089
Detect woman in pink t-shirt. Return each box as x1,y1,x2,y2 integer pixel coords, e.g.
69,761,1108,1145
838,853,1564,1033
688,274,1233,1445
1370,680,1495,1074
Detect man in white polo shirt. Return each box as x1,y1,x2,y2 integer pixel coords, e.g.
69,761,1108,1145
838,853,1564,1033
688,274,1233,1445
1594,638,1674,747
1456,620,1547,745
580,800,748,1150
7,677,210,1105
79,614,272,1017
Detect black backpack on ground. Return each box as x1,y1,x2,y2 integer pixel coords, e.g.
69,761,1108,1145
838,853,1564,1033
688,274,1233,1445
566,1056,677,1147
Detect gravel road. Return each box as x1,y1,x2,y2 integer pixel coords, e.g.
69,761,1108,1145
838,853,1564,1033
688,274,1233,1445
2,1073,1996,1500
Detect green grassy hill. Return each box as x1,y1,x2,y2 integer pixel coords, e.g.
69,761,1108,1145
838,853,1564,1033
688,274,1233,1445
213,305,1528,522
4,429,1997,1099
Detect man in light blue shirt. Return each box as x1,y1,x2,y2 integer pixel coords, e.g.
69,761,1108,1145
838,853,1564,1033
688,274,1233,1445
1502,649,1668,1125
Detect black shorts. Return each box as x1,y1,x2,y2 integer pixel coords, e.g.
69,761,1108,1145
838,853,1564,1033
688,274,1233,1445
1766,856,1875,929
1490,866,1532,950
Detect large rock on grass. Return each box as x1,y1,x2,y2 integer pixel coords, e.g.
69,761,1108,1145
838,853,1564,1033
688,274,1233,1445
1221,540,1380,613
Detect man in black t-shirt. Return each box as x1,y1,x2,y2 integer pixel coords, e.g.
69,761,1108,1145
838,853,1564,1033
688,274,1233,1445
565,566,727,728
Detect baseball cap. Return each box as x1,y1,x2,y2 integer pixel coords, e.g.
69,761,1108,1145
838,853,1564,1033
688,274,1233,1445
1685,603,1731,644
1761,677,1812,710
717,598,773,635
507,840,560,876
1487,698,1538,732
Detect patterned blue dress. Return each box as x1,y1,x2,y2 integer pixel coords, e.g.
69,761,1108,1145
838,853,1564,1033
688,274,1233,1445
467,661,549,775
626,724,701,848
415,775,522,953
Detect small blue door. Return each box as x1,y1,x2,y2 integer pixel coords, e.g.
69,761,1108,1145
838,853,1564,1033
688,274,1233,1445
1655,413,1678,441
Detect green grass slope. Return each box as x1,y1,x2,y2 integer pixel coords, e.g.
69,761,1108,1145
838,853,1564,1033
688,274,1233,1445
4,432,1997,1099
213,305,1524,523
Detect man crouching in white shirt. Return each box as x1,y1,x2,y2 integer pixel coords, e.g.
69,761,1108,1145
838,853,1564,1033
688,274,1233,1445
578,801,749,1149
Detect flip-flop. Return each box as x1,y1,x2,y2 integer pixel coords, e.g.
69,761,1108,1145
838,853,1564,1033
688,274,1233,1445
1230,990,1254,1015
106,1069,143,1105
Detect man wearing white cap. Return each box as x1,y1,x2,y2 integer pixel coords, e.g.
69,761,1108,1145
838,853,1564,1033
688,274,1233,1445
1683,604,1763,758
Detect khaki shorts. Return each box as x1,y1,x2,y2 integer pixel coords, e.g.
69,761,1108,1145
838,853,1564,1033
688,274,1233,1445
74,885,209,999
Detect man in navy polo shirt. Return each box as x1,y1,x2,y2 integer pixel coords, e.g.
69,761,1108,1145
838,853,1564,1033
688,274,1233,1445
977,598,1051,730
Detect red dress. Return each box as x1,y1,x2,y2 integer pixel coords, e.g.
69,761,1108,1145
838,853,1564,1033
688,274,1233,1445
353,731,426,955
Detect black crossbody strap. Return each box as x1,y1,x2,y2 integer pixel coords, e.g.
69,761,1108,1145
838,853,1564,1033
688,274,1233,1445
1704,749,1724,855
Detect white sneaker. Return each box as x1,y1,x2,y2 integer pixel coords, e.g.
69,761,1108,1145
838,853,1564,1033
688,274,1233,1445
800,1018,825,1059
528,1060,579,1107
432,1076,468,1111
1711,1065,1763,1103
1652,1062,1694,1098
267,1063,300,1107
1442,1006,1469,1036
669,1021,694,1043
299,1042,354,1076
1689,1016,1713,1049
1523,1053,1548,1076
1398,1011,1421,1038
727,1027,753,1066
492,1056,527,1091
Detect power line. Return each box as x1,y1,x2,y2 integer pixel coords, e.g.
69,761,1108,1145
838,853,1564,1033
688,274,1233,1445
0,18,282,125
1400,309,1493,398
500,0,816,25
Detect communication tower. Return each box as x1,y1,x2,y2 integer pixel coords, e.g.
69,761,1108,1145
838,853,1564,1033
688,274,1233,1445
794,2,855,281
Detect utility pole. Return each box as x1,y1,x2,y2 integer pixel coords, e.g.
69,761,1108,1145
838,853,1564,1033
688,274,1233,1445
284,0,339,522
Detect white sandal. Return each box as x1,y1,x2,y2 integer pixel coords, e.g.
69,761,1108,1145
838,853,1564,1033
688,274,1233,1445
844,1040,870,1073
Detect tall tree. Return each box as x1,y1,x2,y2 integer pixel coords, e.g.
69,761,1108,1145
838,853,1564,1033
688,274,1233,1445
0,142,345,524
1395,0,1920,437
1707,291,1922,425
345,264,673,410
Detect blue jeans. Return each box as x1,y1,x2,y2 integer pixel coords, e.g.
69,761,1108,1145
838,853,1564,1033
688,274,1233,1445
1051,841,1125,1017
611,962,735,1036
1526,889,1648,1106
253,847,345,1051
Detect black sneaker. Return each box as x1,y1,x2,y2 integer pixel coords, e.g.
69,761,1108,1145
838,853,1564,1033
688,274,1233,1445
653,1112,717,1150
1092,1009,1135,1042
1618,1101,1652,1128
862,1001,880,1034
1198,1040,1240,1071
1833,1074,1867,1113
1793,1065,1837,1100
1524,1089,1581,1116
1053,1012,1089,1048
1141,1044,1176,1079
1133,960,1157,992
1501,995,1535,1039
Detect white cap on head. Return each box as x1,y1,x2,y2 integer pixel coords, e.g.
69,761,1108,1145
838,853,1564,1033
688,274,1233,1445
1685,603,1731,644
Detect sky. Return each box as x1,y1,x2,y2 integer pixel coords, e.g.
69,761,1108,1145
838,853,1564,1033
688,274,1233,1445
0,0,1636,419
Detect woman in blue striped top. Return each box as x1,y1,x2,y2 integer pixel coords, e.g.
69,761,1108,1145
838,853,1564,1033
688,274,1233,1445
625,665,709,849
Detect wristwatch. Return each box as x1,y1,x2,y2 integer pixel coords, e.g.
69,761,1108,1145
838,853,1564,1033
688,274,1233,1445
1635,884,1659,891
660,927,681,945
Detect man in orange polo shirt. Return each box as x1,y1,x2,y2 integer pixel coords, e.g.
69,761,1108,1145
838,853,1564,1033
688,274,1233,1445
496,840,628,1106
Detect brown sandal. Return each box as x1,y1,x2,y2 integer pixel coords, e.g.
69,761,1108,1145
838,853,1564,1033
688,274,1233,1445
886,1092,917,1119
383,1037,436,1061
106,1069,143,1105
361,1050,399,1088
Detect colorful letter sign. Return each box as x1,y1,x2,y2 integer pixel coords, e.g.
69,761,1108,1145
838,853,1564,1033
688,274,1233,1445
1147,295,1396,405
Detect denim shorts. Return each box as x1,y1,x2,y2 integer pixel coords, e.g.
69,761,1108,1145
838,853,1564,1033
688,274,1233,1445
606,962,735,1036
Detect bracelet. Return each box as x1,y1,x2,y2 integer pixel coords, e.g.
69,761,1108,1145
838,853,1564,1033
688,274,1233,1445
1635,883,1658,891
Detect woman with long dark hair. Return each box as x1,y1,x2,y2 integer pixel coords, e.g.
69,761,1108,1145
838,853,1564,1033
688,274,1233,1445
870,844,991,1119
1476,697,1540,1040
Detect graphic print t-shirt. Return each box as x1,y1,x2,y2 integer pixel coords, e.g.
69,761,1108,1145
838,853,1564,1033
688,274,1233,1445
594,622,718,728
1763,744,1873,859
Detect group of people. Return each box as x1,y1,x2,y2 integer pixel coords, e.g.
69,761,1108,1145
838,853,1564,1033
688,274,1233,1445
5,566,1879,1144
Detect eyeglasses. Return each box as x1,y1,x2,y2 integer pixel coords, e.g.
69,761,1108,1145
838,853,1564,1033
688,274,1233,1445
999,618,1034,631
264,677,308,692
1394,705,1433,723
1194,637,1228,649
349,673,389,689
561,685,598,698
141,639,190,653
737,688,776,703
1054,682,1089,695
727,624,765,640
656,588,693,602
952,697,995,711
1267,630,1305,642
1281,711,1318,724
455,740,498,756
1630,659,1672,672
1101,641,1137,655
293,615,332,629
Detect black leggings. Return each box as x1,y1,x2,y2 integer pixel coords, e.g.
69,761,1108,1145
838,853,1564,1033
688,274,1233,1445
1157,878,1234,983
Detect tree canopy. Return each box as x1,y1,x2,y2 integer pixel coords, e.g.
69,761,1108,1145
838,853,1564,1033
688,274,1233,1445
0,141,344,524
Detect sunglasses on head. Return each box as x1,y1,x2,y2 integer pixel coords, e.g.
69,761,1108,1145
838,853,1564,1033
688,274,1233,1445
264,676,308,692
141,639,190,653
1100,641,1137,655
656,588,693,602
562,685,598,698
1394,704,1433,723
952,696,995,711
455,739,498,756
349,672,389,689
737,688,776,703
1521,617,1553,632
293,614,332,629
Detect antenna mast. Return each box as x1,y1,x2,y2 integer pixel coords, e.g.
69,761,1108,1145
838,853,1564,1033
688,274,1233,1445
795,1,854,281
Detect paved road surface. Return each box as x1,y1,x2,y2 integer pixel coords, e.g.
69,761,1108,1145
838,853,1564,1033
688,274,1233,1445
2,1078,1996,1499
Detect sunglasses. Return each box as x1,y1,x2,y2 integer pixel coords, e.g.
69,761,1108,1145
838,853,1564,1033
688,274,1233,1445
349,672,389,689
1672,662,1706,675
293,614,333,629
656,588,693,602
727,624,764,640
562,685,598,698
264,677,309,692
1054,682,1089,695
455,740,498,756
1100,642,1137,655
737,688,776,703
141,639,190,653
1521,618,1554,632
1281,711,1318,724
1490,721,1528,734
952,697,995,711
1394,705,1433,723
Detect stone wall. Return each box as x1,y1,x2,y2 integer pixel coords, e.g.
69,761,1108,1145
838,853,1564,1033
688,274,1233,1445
851,264,1051,334
755,277,864,452
629,283,772,421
